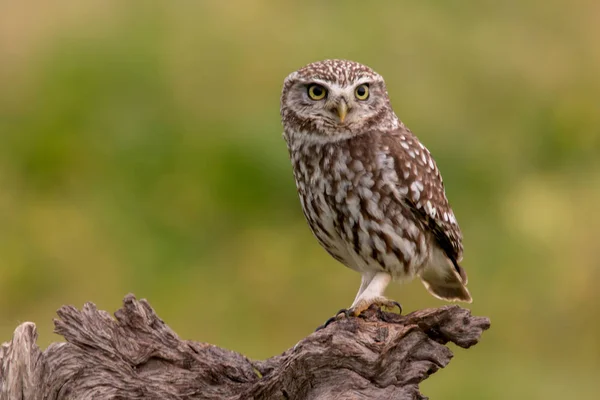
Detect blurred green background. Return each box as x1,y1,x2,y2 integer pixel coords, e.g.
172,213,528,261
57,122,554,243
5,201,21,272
1,1,599,398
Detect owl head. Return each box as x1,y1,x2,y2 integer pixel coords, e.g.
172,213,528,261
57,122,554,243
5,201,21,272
280,59,398,139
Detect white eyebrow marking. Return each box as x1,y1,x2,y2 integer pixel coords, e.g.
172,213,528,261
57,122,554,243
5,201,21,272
306,77,375,90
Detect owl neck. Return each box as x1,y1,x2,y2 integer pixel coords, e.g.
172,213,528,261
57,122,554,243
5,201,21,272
283,115,400,148
283,129,362,147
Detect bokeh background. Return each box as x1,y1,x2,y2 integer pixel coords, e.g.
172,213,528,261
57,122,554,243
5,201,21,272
1,1,599,398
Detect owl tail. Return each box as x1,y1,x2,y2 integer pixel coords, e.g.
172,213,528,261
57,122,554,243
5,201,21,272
419,259,472,303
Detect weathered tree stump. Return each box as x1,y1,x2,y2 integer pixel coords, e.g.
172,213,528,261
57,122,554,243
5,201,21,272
0,294,490,400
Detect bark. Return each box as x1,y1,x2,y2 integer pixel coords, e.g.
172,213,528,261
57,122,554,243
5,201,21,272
0,294,490,400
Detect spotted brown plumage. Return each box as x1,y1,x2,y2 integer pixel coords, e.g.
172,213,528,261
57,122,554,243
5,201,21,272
280,60,471,318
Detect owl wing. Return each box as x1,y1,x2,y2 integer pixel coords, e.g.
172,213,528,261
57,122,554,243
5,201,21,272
379,128,466,281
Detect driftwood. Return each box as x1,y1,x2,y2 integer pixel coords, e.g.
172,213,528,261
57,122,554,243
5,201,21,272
0,294,490,400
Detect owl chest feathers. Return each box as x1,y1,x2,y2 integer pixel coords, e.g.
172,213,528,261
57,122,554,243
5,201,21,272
285,130,431,279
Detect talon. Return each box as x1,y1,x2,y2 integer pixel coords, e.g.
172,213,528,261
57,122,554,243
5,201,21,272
391,301,402,314
374,300,402,314
315,317,335,331
315,308,351,331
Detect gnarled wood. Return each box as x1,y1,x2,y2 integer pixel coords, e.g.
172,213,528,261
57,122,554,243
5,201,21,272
0,295,490,399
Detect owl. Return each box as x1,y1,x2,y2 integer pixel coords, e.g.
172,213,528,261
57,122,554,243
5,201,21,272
280,60,472,319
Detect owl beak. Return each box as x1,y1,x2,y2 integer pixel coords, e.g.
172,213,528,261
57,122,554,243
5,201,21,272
336,101,349,123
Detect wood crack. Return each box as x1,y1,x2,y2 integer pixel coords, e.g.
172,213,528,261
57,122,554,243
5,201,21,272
1,294,490,400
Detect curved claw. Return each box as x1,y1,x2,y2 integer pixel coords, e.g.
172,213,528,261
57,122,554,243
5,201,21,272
390,300,403,314
315,308,351,331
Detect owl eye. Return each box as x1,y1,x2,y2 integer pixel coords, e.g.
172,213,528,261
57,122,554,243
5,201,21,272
354,84,369,100
307,84,327,100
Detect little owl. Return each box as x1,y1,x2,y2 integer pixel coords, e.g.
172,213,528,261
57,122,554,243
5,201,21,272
280,59,472,321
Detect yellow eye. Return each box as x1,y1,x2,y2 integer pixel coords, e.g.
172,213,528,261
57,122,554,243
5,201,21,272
355,84,369,100
307,84,327,100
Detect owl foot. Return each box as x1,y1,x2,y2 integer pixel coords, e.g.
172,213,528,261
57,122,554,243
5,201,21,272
315,298,402,331
352,297,402,317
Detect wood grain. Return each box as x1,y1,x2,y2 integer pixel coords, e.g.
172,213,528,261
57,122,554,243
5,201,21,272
0,295,490,399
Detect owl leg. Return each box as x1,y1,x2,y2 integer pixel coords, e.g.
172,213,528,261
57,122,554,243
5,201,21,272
352,272,377,305
348,272,400,316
